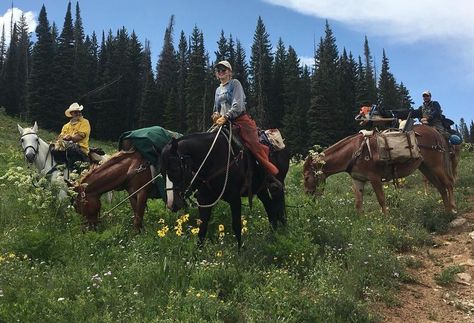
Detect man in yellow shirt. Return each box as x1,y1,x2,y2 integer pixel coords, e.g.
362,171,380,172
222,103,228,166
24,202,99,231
52,102,91,168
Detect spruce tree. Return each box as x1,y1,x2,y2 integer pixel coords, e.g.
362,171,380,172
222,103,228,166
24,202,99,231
73,2,89,99
51,2,76,130
138,41,158,128
185,26,207,132
377,49,400,114
28,5,55,126
363,36,377,105
269,38,286,128
156,15,177,127
249,16,273,127
15,14,32,117
2,22,19,116
459,118,469,142
215,30,228,62
233,39,250,97
227,34,236,68
307,21,340,147
0,24,5,108
175,31,188,133
338,49,358,136
469,120,474,143
355,56,370,107
398,82,413,111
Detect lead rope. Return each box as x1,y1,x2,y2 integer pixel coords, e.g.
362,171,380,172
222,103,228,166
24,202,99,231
186,123,233,208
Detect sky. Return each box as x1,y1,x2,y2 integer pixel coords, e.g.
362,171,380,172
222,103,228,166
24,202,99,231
1,0,473,125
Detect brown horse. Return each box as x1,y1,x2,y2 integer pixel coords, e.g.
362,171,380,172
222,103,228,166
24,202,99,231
73,150,154,230
303,124,460,214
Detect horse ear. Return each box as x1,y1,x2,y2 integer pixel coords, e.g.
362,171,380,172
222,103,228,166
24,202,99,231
170,138,178,154
18,124,24,134
33,121,38,133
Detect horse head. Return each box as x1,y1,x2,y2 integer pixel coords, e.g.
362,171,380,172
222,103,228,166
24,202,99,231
303,154,326,196
161,138,193,212
18,122,40,163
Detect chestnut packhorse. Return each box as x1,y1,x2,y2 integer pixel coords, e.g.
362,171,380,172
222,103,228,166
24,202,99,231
303,124,460,214
73,150,154,230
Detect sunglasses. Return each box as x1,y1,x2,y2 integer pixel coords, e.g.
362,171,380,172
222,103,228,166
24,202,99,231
215,68,227,73
422,95,430,97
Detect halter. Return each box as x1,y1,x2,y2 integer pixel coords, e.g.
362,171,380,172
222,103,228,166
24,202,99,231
20,131,56,175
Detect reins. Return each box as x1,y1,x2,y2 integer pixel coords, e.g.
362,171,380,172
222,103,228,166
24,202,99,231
182,123,233,208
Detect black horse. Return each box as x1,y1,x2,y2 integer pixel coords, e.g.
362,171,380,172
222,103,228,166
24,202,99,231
160,130,290,248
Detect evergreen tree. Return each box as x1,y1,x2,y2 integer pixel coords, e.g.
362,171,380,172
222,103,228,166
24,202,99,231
2,22,19,115
470,120,474,143
126,31,144,130
459,118,469,142
249,16,273,127
73,2,89,99
175,31,188,133
185,26,207,132
269,38,286,128
338,49,358,136
51,2,76,130
0,24,6,72
233,39,249,96
28,5,55,126
355,56,370,107
214,30,228,62
307,21,340,147
227,34,236,68
156,15,177,127
282,46,307,155
15,14,32,117
398,82,413,111
377,49,400,114
138,41,158,128
363,36,377,105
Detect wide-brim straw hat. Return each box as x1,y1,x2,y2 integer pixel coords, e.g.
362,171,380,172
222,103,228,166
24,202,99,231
65,102,84,117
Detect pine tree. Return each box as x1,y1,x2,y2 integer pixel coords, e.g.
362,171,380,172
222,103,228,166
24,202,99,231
398,82,413,111
0,24,6,71
73,2,89,99
175,31,188,133
28,5,55,126
185,26,207,132
307,21,340,147
138,41,158,128
363,36,377,105
2,22,19,116
214,30,228,62
51,2,76,130
282,46,307,155
469,120,474,143
355,56,370,107
227,34,236,68
156,15,177,127
269,38,286,128
338,49,358,136
126,31,144,130
459,118,469,142
377,49,400,114
249,16,273,127
15,14,32,117
233,39,249,96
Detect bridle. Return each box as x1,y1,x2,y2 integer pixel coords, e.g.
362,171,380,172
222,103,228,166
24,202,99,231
20,132,40,161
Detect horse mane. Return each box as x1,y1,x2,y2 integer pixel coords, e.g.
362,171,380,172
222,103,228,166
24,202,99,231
324,133,361,154
79,150,136,182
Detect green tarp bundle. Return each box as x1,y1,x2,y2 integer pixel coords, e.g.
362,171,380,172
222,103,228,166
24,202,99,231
118,126,182,199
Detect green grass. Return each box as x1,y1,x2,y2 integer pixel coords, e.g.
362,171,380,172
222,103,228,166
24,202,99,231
434,265,464,286
1,110,474,322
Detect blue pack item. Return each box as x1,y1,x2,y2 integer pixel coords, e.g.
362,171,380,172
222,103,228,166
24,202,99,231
449,134,462,145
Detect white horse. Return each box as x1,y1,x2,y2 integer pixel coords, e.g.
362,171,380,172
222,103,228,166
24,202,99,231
18,122,110,199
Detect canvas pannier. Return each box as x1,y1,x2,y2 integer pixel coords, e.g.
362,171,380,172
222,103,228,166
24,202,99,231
376,130,421,163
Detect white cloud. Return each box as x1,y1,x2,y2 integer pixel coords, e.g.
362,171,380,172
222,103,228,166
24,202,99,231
299,56,313,69
263,0,474,80
0,8,37,44
263,0,474,43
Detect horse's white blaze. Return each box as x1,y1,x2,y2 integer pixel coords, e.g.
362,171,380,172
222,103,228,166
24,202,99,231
166,175,174,210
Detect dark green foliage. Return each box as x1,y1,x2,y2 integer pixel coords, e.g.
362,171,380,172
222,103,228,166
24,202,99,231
27,5,55,126
2,23,20,116
233,39,250,96
398,82,413,111
338,49,358,136
249,16,273,127
175,31,188,133
363,36,377,105
138,42,158,128
459,118,469,142
377,49,400,114
268,38,286,128
470,120,474,143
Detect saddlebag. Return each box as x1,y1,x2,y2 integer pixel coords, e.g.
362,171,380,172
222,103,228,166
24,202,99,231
376,130,421,163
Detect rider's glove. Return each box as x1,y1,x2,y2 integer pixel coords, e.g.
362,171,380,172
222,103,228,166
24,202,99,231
215,116,227,126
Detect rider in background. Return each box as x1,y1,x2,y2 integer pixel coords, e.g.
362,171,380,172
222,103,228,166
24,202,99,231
211,60,282,191
52,102,91,168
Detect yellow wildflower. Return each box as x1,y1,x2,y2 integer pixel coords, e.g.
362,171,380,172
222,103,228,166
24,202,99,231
191,227,200,235
218,224,224,232
216,250,223,257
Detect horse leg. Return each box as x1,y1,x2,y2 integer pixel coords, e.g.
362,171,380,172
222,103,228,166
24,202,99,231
352,179,365,213
370,180,387,214
132,190,148,231
197,206,213,247
420,167,454,213
229,198,242,250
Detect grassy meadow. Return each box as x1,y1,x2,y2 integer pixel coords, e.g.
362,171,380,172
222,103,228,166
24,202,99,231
1,110,473,322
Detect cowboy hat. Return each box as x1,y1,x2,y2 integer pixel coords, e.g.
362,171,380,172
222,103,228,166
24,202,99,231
65,102,84,117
